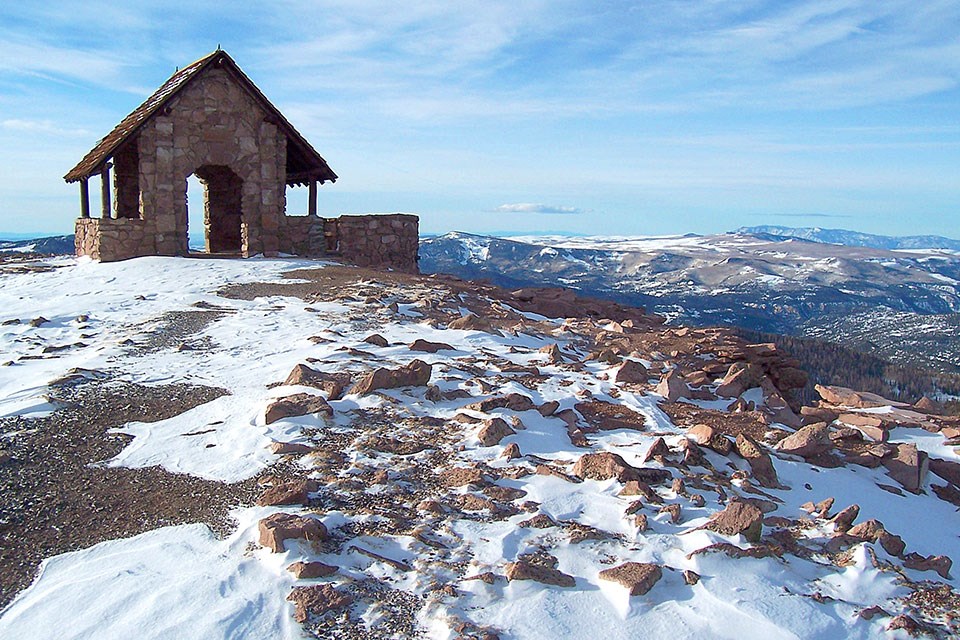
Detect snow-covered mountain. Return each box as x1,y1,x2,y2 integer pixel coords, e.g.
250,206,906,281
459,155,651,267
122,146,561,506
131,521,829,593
737,226,960,252
1,254,960,638
419,232,960,373
0,235,74,255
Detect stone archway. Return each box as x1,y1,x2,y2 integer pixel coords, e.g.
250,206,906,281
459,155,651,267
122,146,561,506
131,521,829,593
190,165,243,254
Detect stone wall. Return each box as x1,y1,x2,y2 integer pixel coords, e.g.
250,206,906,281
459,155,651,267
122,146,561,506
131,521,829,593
335,214,419,273
75,217,151,262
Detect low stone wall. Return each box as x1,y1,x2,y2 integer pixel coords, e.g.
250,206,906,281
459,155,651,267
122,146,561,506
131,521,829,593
335,214,419,273
76,212,420,273
75,217,157,262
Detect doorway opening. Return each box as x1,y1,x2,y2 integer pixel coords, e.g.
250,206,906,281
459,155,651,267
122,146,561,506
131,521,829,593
186,165,243,254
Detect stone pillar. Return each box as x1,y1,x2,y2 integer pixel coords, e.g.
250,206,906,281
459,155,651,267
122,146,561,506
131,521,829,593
308,179,317,217
151,117,181,255
79,179,90,219
113,140,140,219
100,165,112,219
257,121,283,257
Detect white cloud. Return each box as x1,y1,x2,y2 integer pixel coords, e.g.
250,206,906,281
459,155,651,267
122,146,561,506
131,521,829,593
494,203,582,214
1,119,91,138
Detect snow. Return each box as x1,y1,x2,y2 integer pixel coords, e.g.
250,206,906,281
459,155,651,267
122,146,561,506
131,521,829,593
2,254,959,639
0,508,297,640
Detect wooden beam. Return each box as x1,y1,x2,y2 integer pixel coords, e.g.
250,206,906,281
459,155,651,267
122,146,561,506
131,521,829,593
100,165,112,219
308,180,318,217
79,179,90,219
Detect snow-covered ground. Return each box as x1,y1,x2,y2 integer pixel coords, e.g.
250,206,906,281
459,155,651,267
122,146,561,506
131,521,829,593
1,255,958,639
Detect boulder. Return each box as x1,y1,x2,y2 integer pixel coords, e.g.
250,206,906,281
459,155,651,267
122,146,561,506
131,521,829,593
687,424,733,455
265,393,333,425
465,393,535,413
830,504,859,533
882,443,928,494
448,314,496,333
438,466,485,487
270,441,314,455
928,457,960,488
505,555,575,587
643,437,671,462
287,584,352,623
409,339,454,353
716,362,765,398
615,359,649,384
655,369,688,402
258,513,327,553
597,562,662,596
705,500,764,542
282,364,349,400
838,413,888,442
287,561,338,579
914,396,945,415
815,385,905,409
572,452,670,484
478,417,516,446
256,479,319,507
774,422,832,458
538,400,560,417
352,359,432,395
363,333,389,347
539,343,567,363
903,553,952,579
735,434,779,488
502,442,522,460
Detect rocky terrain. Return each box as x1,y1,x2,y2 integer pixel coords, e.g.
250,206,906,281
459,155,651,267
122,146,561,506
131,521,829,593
419,231,960,377
1,255,960,638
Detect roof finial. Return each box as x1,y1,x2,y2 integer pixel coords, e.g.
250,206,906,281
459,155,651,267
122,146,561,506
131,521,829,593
217,43,221,51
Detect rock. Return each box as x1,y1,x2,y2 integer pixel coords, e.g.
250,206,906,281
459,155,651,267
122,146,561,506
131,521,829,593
502,442,522,460
258,513,327,553
837,413,888,442
598,562,662,596
466,393,535,413
878,531,906,557
686,424,732,455
655,369,688,402
683,570,700,585
505,555,575,587
615,359,649,384
538,343,567,363
774,422,832,458
735,433,779,488
270,441,314,455
643,437,671,462
857,605,889,620
914,396,945,415
519,514,558,528
801,405,839,425
903,553,951,578
352,359,432,395
572,452,670,484
928,457,960,488
29,316,49,327
815,385,905,409
705,500,763,542
409,339,454,353
287,560,338,579
264,393,333,424
425,384,442,402
287,584,352,623
846,519,884,541
363,333,389,347
886,614,920,634
438,466,485,487
538,400,560,416
659,503,682,524
478,417,516,446
830,504,859,534
256,479,319,506
716,362,765,398
282,365,349,400
619,480,658,502
882,443,928,494
448,314,496,333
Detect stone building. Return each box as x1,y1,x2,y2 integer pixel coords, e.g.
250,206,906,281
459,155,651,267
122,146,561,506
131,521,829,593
64,49,419,272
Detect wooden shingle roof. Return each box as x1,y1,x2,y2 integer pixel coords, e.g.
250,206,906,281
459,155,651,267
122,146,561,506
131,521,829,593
64,50,337,186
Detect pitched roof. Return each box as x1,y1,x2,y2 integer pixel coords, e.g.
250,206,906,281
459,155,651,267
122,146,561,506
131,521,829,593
64,50,337,186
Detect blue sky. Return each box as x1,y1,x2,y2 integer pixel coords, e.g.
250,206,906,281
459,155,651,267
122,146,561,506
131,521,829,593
1,0,959,238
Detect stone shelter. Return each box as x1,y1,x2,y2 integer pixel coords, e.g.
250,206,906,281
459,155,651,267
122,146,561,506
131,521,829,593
64,49,418,272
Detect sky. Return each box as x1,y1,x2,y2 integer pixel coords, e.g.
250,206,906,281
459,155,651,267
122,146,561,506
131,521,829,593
1,0,959,239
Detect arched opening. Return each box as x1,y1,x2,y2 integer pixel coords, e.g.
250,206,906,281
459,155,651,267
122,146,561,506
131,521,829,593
186,174,204,250
186,165,243,254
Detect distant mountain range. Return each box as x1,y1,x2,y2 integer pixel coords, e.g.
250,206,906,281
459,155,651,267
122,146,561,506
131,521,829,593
0,235,74,254
419,230,960,375
738,225,960,251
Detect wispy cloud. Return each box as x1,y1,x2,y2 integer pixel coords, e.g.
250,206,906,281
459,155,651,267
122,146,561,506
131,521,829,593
759,213,854,219
494,203,582,215
1,119,91,138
